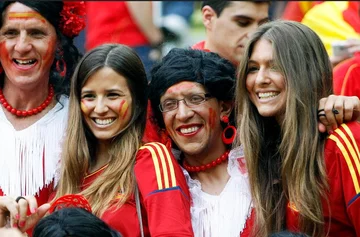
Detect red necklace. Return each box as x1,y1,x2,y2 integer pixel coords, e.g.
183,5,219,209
182,150,230,173
0,84,54,117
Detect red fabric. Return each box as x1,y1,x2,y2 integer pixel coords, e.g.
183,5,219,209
286,121,360,236
342,2,360,33
191,41,211,52
282,1,323,22
85,2,148,51
240,209,255,237
333,52,360,97
142,102,171,149
81,142,193,237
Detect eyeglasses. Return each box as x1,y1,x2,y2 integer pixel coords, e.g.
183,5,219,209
159,93,212,112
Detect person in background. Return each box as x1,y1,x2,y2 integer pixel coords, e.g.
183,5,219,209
85,1,163,80
54,44,193,237
301,1,360,67
236,20,360,237
0,1,84,236
281,1,322,22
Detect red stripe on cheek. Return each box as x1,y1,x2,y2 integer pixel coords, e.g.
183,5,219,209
0,42,11,71
118,100,125,114
209,108,216,129
122,106,129,119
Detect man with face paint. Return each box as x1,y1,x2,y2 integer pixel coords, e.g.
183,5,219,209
0,1,84,236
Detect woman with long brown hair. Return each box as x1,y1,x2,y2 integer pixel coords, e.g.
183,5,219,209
54,44,193,237
236,20,360,237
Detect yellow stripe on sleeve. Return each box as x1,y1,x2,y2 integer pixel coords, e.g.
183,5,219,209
149,142,177,187
341,124,360,159
329,134,360,193
148,143,170,188
139,145,163,190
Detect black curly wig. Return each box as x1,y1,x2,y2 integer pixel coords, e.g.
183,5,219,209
149,48,236,129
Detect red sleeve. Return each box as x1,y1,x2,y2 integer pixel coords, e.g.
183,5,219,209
135,142,194,237
324,121,360,236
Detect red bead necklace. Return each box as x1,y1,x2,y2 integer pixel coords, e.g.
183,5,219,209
0,85,54,117
182,150,230,173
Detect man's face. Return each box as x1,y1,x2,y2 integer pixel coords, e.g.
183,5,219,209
204,1,269,66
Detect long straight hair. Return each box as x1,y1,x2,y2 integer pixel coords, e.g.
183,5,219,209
55,44,148,216
235,21,332,237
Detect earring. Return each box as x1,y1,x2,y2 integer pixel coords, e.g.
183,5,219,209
221,115,236,145
56,47,67,77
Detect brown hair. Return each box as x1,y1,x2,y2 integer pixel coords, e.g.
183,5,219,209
235,20,332,237
55,44,148,216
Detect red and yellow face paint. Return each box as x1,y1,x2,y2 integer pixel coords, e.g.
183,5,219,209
80,99,90,114
8,11,46,23
118,100,129,119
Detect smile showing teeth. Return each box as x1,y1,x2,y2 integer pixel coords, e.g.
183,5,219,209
14,59,36,65
94,118,115,125
258,92,279,99
180,126,199,134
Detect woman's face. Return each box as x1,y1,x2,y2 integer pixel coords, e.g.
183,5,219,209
160,81,228,157
245,39,286,123
0,2,57,88
80,67,133,142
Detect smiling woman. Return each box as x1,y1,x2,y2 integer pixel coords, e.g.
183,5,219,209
0,1,84,236
54,44,193,237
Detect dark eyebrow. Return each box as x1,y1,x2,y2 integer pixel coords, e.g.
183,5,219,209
259,18,270,25
232,15,254,21
105,89,123,93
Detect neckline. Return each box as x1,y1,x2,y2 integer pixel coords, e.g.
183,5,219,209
0,95,67,132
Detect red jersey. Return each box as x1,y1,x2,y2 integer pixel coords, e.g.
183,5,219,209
333,52,360,98
287,121,360,236
81,142,193,237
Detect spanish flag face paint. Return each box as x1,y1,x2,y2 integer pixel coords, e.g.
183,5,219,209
80,67,133,142
118,100,129,119
0,3,57,87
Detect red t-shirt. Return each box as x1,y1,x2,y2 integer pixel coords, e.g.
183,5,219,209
85,2,149,51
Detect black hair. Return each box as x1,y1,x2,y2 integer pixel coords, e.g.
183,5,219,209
202,1,270,16
149,48,236,129
269,231,310,237
0,1,82,97
201,0,232,16
33,208,122,237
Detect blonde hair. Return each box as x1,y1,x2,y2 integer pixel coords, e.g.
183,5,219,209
55,44,148,216
235,21,332,237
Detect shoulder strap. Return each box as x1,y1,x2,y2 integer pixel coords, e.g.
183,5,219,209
135,184,144,237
